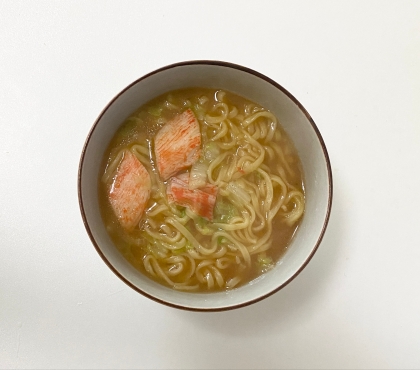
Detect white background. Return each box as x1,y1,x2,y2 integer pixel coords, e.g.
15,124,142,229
1,1,419,369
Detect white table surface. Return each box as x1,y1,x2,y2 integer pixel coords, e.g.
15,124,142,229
1,1,419,369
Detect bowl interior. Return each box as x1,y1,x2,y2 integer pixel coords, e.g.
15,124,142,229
79,62,332,311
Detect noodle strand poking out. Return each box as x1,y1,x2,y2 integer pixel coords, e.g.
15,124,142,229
99,88,305,292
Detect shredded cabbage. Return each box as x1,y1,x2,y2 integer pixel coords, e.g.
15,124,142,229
189,161,208,189
192,103,205,120
226,181,251,204
256,253,273,272
148,105,163,117
189,143,220,189
204,142,220,162
214,199,238,223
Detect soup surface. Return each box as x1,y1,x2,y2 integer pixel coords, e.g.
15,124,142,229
99,88,305,291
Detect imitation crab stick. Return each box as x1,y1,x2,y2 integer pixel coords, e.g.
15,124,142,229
154,109,201,181
109,150,151,230
167,173,218,221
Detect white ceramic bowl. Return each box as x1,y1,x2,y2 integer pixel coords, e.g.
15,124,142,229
78,61,333,311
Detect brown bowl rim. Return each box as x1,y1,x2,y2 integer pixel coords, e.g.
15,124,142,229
78,60,333,312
